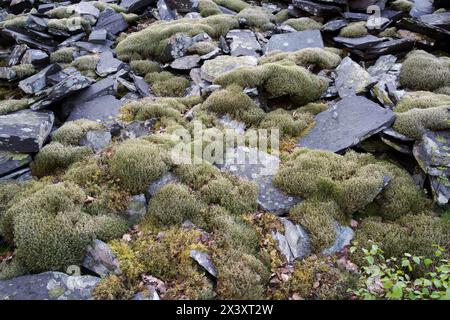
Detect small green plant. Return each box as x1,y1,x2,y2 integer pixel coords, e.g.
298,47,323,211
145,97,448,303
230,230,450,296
350,243,450,300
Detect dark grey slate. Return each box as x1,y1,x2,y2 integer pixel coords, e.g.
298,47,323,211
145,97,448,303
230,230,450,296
94,8,128,35
0,151,32,177
292,0,343,17
419,12,450,29
322,223,354,255
0,67,17,80
226,29,261,57
89,29,107,44
131,74,150,97
321,19,348,32
297,96,395,153
9,0,33,15
348,0,387,11
217,147,301,215
159,33,193,62
120,0,155,13
96,51,125,77
145,171,178,202
82,239,121,278
0,110,54,153
157,0,177,20
273,218,311,262
18,64,61,95
266,30,324,53
80,130,112,153
6,44,27,67
67,94,123,125
0,167,32,182
333,35,385,50
119,119,156,140
190,250,217,277
24,15,48,33
1,28,56,53
170,55,200,70
410,0,434,18
335,56,373,97
20,49,49,66
0,272,100,300
165,0,199,13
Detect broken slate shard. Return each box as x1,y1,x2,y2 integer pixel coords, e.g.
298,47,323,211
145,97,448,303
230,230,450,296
419,13,450,30
95,8,129,35
0,110,54,153
266,30,324,53
322,223,354,255
410,0,434,18
80,130,112,153
226,29,262,57
31,73,92,110
96,51,125,77
0,272,99,300
82,239,121,278
273,218,311,262
120,0,155,13
125,194,147,226
170,55,201,70
335,56,373,97
18,64,61,95
0,151,32,177
20,49,49,66
145,171,179,202
292,0,343,17
333,35,385,50
216,146,301,215
297,96,395,153
200,55,257,82
413,130,450,205
67,95,123,126
190,250,217,277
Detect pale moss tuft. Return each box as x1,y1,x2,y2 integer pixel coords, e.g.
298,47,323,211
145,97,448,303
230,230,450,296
282,18,322,31
52,119,105,146
339,21,368,38
50,47,76,63
0,99,30,116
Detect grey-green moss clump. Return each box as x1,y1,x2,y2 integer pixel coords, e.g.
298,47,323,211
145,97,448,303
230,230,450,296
214,61,328,106
199,0,221,17
50,47,76,63
339,22,368,38
109,139,170,194
47,17,91,32
212,0,249,12
115,15,239,61
394,91,450,113
236,6,276,30
145,71,190,97
0,182,127,275
391,0,414,12
52,119,105,146
393,105,450,139
129,60,161,76
71,55,100,72
259,47,342,70
400,50,450,92
11,64,35,79
188,41,218,55
259,109,314,138
0,99,30,115
282,18,322,31
202,84,265,126
31,142,92,177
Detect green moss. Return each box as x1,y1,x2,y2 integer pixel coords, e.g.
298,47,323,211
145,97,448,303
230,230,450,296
236,6,275,30
435,86,450,95
93,274,133,300
116,15,239,61
71,55,100,71
199,175,258,215
213,247,270,300
93,1,127,12
129,60,161,76
214,62,328,106
400,50,450,91
274,9,290,24
146,183,206,227
0,15,27,28
48,17,91,32
282,18,322,31
297,102,328,115
174,162,220,189
394,91,450,113
188,41,217,55
121,13,139,24
259,109,314,138
31,142,92,178
109,139,169,194
0,99,30,115
46,7,75,19
50,47,76,63
259,47,341,70
0,259,28,280
11,64,35,79
52,119,104,146
3,182,127,273
199,0,222,17
391,0,414,12
203,84,265,126
379,27,399,38
339,21,368,38
212,0,249,12
147,73,190,97
393,105,450,139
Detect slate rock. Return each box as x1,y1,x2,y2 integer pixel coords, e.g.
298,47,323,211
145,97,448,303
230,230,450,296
9,0,33,15
0,110,54,153
1,28,56,53
226,29,262,57
419,13,450,30
125,194,147,226
82,239,121,278
190,250,217,277
6,44,27,67
0,152,32,177
89,29,107,44
200,55,257,82
266,30,324,53
159,33,193,62
322,223,354,255
333,35,385,50
348,0,387,11
397,18,450,43
18,64,61,95
31,73,92,110
434,0,450,9
292,0,343,17
0,272,100,300
95,8,128,35
157,0,177,20
217,146,301,215
413,130,450,205
165,0,199,13
25,15,48,32
119,119,156,140
297,96,395,153
96,51,125,77
321,19,348,32
356,39,414,61
410,0,434,18
218,115,246,134
20,49,49,66
273,218,311,262
120,0,155,13
170,55,200,70
71,1,100,18
0,167,32,182
80,130,112,153
67,94,123,126
145,171,179,202
132,287,160,300
335,56,373,97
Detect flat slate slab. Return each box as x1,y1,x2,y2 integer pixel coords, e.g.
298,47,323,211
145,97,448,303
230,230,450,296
67,95,123,125
297,96,395,153
0,110,54,153
226,29,261,57
266,30,324,53
216,146,301,215
335,57,373,97
0,272,99,300
0,151,32,177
